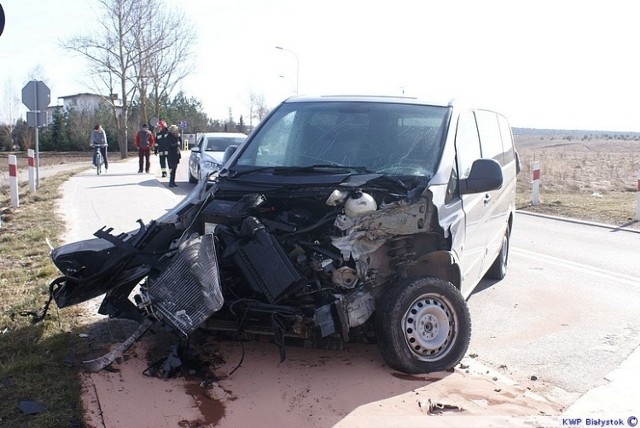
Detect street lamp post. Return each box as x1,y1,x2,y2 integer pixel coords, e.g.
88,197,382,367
275,46,299,95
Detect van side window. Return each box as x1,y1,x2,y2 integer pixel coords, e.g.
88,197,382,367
475,110,504,165
446,159,459,202
455,111,481,179
497,114,515,164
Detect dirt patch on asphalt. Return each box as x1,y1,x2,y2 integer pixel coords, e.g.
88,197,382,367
78,324,563,427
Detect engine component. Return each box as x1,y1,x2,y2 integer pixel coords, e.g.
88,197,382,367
201,193,266,225
343,289,375,328
144,233,223,336
228,217,305,303
325,189,349,206
331,266,359,289
309,253,334,273
314,303,338,337
345,191,377,218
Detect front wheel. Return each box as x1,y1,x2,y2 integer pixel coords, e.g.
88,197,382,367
96,153,102,175
189,169,198,183
375,276,471,374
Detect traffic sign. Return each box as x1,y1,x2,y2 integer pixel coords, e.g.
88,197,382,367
21,81,50,111
26,111,47,128
179,120,187,129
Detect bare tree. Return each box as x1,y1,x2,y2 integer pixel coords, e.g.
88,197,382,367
248,92,270,129
0,80,21,146
140,9,196,122
27,65,48,82
63,0,159,158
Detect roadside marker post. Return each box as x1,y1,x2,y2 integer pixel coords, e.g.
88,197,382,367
635,171,640,221
28,149,36,193
8,155,19,208
531,161,541,206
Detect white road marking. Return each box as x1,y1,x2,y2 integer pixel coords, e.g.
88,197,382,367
512,247,638,287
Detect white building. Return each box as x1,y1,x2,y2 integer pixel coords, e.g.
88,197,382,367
46,93,123,124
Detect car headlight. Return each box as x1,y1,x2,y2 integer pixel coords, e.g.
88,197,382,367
203,160,222,170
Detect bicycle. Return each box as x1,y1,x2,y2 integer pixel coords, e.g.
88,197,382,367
94,146,104,175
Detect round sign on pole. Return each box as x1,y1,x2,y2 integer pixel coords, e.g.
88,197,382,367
179,120,187,129
0,4,6,37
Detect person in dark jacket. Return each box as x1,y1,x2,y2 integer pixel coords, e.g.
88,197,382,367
166,124,182,187
154,120,169,177
134,123,155,173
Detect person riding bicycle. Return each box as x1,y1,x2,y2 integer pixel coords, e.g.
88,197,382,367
90,124,109,171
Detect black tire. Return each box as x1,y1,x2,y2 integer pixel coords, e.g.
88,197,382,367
375,276,471,374
485,227,510,280
189,169,198,183
96,155,102,175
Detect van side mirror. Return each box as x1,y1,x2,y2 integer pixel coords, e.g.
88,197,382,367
459,159,503,194
222,145,239,166
191,146,201,153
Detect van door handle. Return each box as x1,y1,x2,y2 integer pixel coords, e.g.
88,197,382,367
483,194,492,205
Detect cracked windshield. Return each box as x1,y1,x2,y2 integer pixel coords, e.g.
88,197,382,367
235,101,449,176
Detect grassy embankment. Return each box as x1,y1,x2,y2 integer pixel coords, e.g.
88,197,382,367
0,170,87,427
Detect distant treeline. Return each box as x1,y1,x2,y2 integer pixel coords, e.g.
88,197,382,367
513,128,640,141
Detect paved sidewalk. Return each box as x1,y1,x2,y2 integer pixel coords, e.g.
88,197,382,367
565,345,640,415
58,153,191,243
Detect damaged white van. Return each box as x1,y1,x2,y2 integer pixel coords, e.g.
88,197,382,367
44,96,519,374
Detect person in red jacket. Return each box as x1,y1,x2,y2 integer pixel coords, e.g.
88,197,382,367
134,123,155,173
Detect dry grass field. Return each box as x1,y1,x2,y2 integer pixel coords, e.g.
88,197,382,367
0,151,90,174
514,135,640,229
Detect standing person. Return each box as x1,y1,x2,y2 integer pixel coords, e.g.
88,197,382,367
134,123,155,173
166,124,182,187
90,124,108,171
154,120,169,177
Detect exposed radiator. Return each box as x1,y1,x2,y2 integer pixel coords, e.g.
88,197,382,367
146,234,223,336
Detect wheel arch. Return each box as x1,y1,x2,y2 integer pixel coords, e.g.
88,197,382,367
404,250,462,290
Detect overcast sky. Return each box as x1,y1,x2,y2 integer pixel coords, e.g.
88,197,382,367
1,0,640,132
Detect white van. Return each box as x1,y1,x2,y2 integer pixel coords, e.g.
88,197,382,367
49,95,519,374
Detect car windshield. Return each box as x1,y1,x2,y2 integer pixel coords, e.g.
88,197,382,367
205,136,246,151
234,101,449,176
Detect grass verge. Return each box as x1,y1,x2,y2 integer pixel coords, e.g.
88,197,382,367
0,171,87,427
516,191,639,229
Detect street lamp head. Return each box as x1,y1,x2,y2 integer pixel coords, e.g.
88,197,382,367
274,46,300,95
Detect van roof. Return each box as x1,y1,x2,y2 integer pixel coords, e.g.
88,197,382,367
283,94,457,108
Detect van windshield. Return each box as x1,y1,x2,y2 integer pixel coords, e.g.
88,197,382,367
234,101,450,177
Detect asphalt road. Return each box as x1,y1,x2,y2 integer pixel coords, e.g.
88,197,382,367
468,213,640,402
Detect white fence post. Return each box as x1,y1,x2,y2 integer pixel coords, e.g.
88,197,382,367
28,149,36,193
9,155,19,208
531,161,540,206
635,171,640,221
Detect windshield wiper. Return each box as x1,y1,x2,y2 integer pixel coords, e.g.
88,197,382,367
275,165,372,174
225,165,372,178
